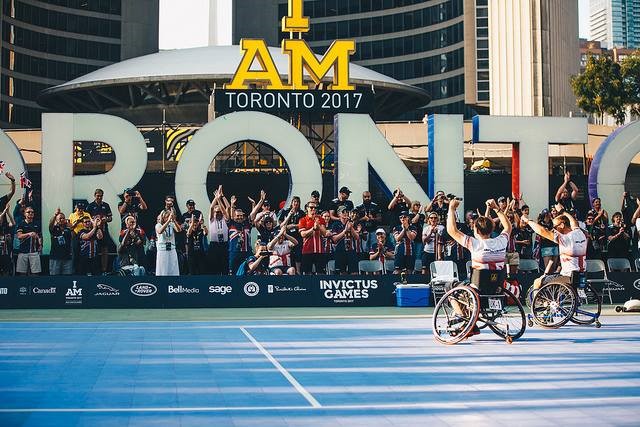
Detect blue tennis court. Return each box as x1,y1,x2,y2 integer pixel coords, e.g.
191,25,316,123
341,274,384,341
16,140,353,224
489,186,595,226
1,313,639,426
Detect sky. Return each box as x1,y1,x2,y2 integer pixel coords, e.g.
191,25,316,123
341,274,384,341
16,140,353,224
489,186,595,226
159,0,592,50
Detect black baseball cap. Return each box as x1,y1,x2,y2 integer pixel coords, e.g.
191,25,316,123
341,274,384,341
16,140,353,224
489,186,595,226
339,186,351,194
311,190,320,198
399,210,410,218
186,199,195,206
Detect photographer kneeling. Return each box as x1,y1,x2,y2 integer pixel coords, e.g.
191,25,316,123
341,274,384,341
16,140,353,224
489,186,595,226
237,240,271,276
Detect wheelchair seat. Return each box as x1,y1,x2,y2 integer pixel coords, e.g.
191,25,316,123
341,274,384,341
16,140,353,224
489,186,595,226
470,269,506,295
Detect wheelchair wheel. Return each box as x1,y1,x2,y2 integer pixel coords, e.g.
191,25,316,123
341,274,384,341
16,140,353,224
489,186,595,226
487,287,526,341
432,285,480,345
530,282,577,329
525,286,536,309
570,283,602,325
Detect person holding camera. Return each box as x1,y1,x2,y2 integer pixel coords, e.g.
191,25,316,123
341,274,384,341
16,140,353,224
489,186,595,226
77,216,103,275
421,212,444,276
388,188,411,226
607,211,631,259
118,215,146,276
425,191,448,226
118,189,148,228
237,240,270,276
155,209,182,276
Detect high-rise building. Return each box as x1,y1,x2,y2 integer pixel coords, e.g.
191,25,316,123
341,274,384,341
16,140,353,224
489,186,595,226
488,0,579,117
0,0,159,128
233,0,471,119
589,0,640,48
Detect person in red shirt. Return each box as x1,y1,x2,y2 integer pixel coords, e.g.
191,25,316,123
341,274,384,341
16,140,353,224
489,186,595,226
298,201,327,274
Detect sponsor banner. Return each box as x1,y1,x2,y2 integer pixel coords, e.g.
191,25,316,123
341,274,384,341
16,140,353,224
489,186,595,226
0,273,639,309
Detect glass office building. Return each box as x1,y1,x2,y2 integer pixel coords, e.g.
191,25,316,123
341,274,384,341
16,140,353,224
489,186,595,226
0,0,158,128
590,0,640,48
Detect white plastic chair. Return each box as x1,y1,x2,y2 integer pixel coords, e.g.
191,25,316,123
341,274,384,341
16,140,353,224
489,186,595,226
586,259,612,304
518,259,540,273
358,260,383,275
429,261,459,304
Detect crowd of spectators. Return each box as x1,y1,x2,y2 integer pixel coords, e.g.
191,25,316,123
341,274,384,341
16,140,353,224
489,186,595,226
3,171,640,277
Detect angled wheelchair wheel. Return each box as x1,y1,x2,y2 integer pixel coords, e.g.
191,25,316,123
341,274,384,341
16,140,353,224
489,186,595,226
530,282,577,329
486,287,526,342
570,283,602,325
432,285,480,345
525,286,536,309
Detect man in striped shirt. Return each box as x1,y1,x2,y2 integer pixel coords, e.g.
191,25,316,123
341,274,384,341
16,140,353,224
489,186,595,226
298,202,327,274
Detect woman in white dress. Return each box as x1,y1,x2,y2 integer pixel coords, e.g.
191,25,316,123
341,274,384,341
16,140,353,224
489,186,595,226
155,209,182,276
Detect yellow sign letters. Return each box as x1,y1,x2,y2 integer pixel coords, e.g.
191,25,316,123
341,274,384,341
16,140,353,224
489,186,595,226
227,0,355,91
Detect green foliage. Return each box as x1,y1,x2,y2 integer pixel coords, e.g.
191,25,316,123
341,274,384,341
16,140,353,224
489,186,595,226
571,52,640,125
621,53,640,118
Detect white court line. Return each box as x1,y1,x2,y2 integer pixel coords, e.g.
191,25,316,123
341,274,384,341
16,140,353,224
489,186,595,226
0,395,639,413
240,327,321,408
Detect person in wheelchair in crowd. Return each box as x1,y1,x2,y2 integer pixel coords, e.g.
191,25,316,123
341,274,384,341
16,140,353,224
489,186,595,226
522,204,587,290
445,198,511,338
117,215,146,276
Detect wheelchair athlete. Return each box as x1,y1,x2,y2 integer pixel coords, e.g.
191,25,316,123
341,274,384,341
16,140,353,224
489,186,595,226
522,206,587,291
522,206,595,327
444,198,512,338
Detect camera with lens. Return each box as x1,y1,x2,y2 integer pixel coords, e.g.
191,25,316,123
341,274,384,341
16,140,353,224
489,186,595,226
259,250,272,257
446,193,463,201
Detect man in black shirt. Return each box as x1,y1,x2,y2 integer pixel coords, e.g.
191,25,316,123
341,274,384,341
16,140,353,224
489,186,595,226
329,187,355,222
49,208,73,275
16,207,42,275
118,188,148,228
388,188,411,226
87,189,113,274
355,191,382,250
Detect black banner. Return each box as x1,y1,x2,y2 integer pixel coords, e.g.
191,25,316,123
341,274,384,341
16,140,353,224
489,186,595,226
1,273,639,309
214,90,374,114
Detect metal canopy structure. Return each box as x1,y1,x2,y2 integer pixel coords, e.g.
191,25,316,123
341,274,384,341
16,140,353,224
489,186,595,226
37,46,430,125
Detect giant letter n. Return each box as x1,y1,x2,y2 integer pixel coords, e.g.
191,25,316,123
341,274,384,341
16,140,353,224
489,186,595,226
334,114,428,205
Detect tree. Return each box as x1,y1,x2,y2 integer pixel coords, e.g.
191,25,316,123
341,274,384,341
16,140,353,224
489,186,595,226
571,54,627,125
621,53,640,118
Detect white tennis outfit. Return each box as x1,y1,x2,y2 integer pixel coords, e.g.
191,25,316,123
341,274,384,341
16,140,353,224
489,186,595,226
554,228,588,276
463,232,509,270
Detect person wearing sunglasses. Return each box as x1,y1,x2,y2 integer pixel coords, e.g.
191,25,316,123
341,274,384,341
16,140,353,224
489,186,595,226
16,207,42,275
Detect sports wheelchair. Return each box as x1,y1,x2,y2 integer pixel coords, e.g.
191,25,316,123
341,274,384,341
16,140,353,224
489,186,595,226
526,271,602,329
432,270,526,345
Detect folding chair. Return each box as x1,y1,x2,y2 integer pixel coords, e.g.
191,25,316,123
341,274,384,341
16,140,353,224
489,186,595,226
429,260,459,304
518,259,540,274
586,259,612,304
465,260,472,279
384,259,395,274
607,257,632,272
414,258,423,272
635,258,640,272
326,260,336,274
358,260,383,275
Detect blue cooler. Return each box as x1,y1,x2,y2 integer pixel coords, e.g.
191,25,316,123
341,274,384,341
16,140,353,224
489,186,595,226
396,284,431,307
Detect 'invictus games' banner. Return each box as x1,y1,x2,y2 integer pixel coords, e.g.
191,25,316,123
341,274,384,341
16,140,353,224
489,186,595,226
1,273,639,309
215,90,374,115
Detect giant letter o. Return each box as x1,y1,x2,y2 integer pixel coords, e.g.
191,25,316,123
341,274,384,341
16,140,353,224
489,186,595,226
175,111,322,223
